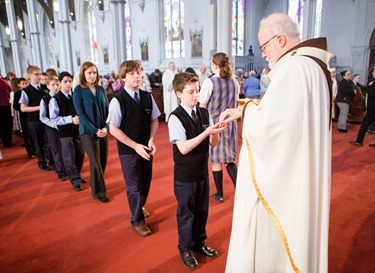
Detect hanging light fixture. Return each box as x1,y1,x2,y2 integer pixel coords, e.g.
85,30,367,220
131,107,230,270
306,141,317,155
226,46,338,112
5,26,11,36
54,0,59,13
139,0,145,12
17,17,23,31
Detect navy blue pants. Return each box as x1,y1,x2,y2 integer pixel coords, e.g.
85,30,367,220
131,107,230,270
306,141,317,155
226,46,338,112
45,127,65,176
174,178,209,252
119,154,153,227
60,136,84,186
28,120,47,167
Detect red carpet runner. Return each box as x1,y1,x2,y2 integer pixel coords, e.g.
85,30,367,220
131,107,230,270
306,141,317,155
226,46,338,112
0,122,374,273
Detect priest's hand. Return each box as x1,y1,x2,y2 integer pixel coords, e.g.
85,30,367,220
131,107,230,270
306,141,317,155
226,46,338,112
218,108,241,127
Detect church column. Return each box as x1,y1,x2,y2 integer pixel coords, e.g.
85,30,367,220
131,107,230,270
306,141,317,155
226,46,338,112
58,0,74,73
301,0,316,40
0,32,7,75
110,0,127,68
25,0,43,70
216,0,232,55
5,0,23,77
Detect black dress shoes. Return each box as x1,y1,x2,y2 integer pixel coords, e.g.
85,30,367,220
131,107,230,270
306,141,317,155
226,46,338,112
73,184,82,191
180,250,198,269
80,177,87,183
39,164,52,171
212,193,224,203
349,141,363,147
194,242,218,258
94,195,109,203
369,143,375,147
338,129,348,133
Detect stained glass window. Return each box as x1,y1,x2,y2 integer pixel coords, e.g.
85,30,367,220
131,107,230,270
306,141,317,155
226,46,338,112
232,0,245,56
164,0,185,59
125,3,132,59
314,0,323,37
288,0,304,36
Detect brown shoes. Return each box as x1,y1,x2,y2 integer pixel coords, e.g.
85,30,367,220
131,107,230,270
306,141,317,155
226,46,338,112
142,207,150,218
132,224,152,237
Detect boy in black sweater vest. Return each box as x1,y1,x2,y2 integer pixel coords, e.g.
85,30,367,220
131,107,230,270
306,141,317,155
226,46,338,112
108,60,160,236
168,72,226,270
50,72,85,192
40,75,66,181
20,65,50,171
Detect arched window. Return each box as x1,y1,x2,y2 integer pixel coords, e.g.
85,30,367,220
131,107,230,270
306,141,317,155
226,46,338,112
163,0,184,59
288,0,304,36
125,3,132,59
314,0,323,37
232,0,245,56
86,0,98,64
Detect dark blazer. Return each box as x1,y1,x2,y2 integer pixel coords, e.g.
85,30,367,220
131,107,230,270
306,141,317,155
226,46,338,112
366,77,375,113
336,79,355,104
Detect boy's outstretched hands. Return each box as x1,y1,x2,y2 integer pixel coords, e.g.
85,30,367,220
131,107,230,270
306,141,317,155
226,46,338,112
206,122,227,135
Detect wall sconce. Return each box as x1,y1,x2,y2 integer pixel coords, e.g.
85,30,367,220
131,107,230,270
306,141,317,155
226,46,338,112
5,26,11,36
17,17,23,31
139,0,145,12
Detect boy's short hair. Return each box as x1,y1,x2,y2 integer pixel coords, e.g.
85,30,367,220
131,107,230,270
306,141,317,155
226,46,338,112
172,72,199,93
46,75,59,85
46,68,58,77
118,60,141,79
41,72,48,77
18,77,27,83
58,71,73,82
26,65,41,75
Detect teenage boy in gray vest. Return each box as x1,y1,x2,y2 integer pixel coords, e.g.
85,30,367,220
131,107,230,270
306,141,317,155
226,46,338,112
49,72,85,192
107,60,160,237
168,72,226,270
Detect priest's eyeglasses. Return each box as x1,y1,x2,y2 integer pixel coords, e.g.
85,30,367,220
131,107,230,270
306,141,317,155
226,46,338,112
259,35,278,52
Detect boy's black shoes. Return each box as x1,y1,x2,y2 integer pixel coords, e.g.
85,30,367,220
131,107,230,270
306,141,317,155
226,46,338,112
212,193,224,203
338,129,348,133
80,177,87,183
58,174,67,181
38,164,51,171
193,243,218,258
349,141,363,147
180,250,198,269
73,184,82,191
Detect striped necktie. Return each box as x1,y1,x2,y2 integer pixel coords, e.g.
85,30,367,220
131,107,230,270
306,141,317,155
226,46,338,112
192,109,198,124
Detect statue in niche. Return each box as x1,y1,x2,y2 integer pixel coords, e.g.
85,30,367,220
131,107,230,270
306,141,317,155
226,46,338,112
103,48,109,65
141,42,149,61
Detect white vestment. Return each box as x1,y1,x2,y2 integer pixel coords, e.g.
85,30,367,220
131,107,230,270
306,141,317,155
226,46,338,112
225,43,333,273
162,69,178,120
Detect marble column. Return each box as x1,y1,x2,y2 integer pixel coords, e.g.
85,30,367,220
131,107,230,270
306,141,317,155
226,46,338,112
5,0,23,76
301,0,316,41
58,0,74,73
110,0,127,68
26,0,43,70
216,0,232,56
0,32,7,75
